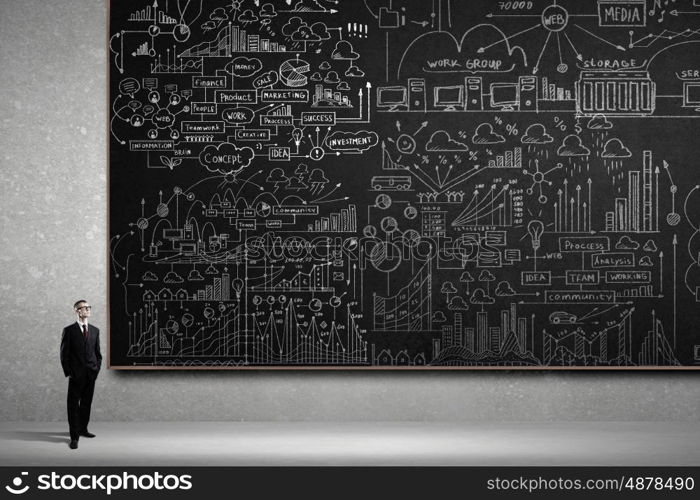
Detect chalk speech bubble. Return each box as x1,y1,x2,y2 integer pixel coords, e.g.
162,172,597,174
222,107,255,125
152,108,175,129
199,142,255,175
119,78,140,97
253,70,279,89
227,56,263,78
324,130,379,152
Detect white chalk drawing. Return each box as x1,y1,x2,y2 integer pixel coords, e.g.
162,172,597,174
109,0,700,368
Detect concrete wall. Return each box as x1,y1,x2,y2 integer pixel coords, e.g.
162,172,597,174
1,0,698,422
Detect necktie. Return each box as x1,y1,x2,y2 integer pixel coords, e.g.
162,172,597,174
83,324,88,341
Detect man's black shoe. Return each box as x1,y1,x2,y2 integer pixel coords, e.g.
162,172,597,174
79,431,96,438
69,440,78,449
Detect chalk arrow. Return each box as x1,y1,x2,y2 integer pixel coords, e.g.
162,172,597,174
563,33,583,61
574,24,626,51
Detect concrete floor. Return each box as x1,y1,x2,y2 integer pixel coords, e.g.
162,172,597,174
1,422,699,466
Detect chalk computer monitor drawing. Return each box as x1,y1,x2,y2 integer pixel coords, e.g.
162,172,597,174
490,82,519,111
377,86,408,111
433,85,465,111
682,82,700,111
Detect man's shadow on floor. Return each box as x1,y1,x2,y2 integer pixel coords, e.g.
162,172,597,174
3,431,70,444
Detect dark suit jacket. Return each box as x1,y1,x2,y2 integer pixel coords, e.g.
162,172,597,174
60,322,102,378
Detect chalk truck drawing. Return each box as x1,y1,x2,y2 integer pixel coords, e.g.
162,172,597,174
109,0,700,368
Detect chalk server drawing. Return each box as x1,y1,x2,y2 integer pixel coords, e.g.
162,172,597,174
109,0,700,368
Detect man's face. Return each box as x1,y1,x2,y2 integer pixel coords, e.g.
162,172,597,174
75,302,92,321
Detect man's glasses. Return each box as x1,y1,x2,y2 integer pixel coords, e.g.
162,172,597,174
77,306,92,311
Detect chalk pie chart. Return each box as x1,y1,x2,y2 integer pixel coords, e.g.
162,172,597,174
279,58,310,87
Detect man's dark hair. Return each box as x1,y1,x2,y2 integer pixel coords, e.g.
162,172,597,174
73,300,88,310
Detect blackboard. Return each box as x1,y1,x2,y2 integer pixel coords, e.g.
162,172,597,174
109,0,700,369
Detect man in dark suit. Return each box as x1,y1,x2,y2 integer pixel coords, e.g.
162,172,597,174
60,300,102,449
